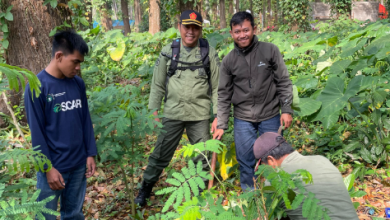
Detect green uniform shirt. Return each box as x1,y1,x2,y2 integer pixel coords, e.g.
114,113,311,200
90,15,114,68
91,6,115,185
148,39,220,121
281,151,358,220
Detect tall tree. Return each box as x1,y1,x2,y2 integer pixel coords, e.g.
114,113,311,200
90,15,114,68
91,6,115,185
212,1,218,24
220,0,227,29
235,0,239,12
134,0,141,31
149,0,160,34
229,0,233,15
1,0,71,126
121,0,131,35
101,1,113,31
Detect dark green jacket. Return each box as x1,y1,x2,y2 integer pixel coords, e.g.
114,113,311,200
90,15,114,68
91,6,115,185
148,39,220,121
217,36,293,130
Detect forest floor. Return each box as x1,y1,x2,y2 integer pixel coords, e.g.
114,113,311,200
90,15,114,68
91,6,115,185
80,135,390,220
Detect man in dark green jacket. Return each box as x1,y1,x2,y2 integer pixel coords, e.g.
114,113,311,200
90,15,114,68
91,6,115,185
213,11,293,190
135,10,220,207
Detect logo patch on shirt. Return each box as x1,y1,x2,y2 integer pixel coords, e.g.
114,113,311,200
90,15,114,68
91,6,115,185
258,61,266,67
53,99,82,113
46,92,66,102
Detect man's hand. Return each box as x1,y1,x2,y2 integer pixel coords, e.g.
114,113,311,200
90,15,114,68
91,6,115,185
280,113,293,129
153,111,160,128
46,167,65,190
86,157,96,178
213,129,224,140
211,118,218,133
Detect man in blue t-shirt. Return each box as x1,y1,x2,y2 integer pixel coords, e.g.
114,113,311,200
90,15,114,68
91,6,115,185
24,30,97,220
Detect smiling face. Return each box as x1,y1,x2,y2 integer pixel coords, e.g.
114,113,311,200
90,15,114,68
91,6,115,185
178,23,202,47
230,19,257,48
55,50,84,78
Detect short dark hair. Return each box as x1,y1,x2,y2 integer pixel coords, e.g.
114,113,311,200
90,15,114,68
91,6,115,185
261,142,295,164
230,11,255,30
52,30,88,57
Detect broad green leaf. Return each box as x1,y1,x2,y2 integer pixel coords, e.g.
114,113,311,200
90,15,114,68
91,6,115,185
1,24,8,32
343,174,355,191
5,11,13,21
340,38,367,57
295,76,318,90
330,60,352,75
360,148,372,163
1,40,9,49
80,17,89,27
316,60,332,73
314,77,359,122
296,98,322,117
321,112,339,129
375,45,390,60
343,142,361,152
292,85,299,109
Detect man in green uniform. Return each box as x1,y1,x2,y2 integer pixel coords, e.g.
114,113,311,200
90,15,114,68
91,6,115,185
135,10,220,207
253,132,358,220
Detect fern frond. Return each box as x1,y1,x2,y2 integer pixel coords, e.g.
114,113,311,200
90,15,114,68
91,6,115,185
182,167,191,179
0,63,41,97
156,161,209,213
302,192,315,218
0,148,52,173
177,197,201,220
188,179,199,196
173,173,186,183
174,187,184,209
162,190,178,213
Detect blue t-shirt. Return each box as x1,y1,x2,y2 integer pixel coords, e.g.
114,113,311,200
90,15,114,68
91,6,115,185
24,70,97,172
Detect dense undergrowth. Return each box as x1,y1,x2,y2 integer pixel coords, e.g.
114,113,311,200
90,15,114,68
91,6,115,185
1,16,390,219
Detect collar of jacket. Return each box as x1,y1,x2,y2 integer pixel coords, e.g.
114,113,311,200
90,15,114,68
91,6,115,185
234,35,259,56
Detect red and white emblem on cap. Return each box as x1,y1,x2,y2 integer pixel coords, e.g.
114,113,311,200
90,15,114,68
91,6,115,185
189,12,197,20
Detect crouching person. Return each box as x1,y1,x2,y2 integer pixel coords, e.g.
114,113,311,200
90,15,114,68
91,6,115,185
253,132,358,220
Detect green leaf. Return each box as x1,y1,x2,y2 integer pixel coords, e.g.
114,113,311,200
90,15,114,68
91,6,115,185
295,76,318,90
321,112,339,129
330,60,352,75
349,190,367,198
360,148,372,163
343,174,355,191
80,17,89,27
316,60,332,73
2,40,9,49
314,77,359,122
340,38,367,57
4,12,13,21
1,24,8,33
49,27,57,37
343,142,360,152
296,98,322,117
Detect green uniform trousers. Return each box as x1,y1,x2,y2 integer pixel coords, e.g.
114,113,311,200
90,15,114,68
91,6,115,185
143,118,210,183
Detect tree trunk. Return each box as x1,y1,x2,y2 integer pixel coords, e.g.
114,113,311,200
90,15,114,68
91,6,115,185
2,0,71,127
229,0,233,15
149,0,160,34
87,1,93,29
249,0,253,14
220,0,227,29
112,0,119,20
200,0,207,21
212,2,217,26
235,0,239,12
121,0,131,35
134,0,141,32
101,2,113,31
